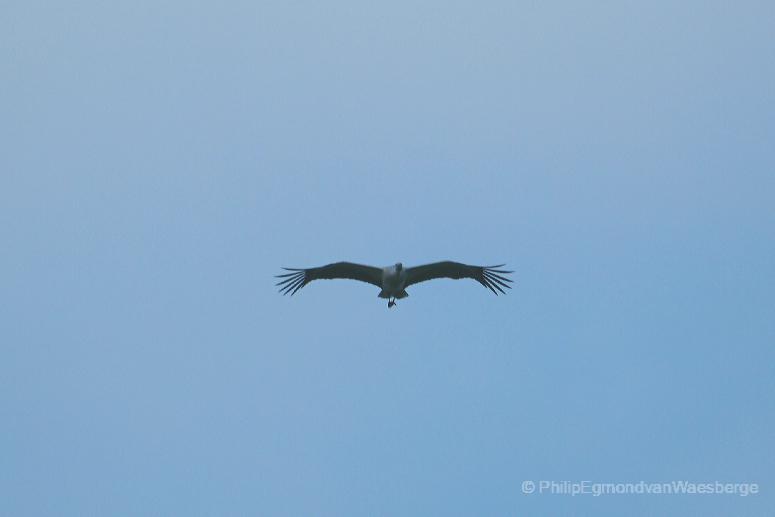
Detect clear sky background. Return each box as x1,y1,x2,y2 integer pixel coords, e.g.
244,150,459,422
3,1,774,515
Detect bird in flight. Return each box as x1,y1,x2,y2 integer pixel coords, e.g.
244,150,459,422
276,261,513,308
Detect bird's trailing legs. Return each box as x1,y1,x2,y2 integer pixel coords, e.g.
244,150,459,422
388,297,396,308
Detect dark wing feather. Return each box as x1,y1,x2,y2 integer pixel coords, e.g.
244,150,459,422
275,262,382,296
404,261,513,295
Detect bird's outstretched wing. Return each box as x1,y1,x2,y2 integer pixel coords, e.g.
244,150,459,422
275,262,383,296
404,261,513,295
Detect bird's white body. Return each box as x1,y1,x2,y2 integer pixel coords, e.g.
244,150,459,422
378,263,409,299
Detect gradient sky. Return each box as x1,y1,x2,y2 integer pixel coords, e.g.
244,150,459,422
3,1,774,515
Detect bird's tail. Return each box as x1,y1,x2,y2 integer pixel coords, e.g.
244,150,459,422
378,290,409,299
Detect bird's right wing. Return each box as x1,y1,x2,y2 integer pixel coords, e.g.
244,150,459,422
275,262,383,296
404,261,513,295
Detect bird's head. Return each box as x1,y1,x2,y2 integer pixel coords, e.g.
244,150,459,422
395,262,403,272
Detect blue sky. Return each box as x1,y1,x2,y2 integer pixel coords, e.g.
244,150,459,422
3,1,774,515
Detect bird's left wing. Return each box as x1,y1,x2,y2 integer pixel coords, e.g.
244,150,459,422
404,261,513,295
275,262,383,296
